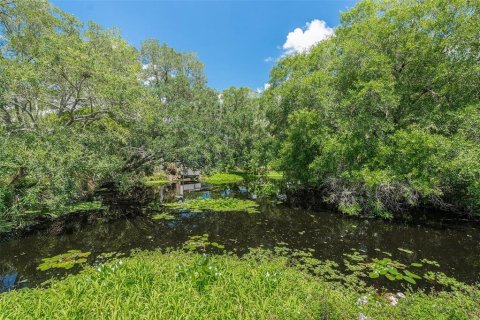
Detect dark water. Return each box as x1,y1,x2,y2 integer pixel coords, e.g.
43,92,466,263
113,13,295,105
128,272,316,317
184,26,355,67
1,180,480,293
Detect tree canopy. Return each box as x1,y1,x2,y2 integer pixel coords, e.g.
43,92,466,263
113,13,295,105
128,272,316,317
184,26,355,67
1,0,479,229
264,0,480,216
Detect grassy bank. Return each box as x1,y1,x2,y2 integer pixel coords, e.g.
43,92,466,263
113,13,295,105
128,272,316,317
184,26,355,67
0,251,478,319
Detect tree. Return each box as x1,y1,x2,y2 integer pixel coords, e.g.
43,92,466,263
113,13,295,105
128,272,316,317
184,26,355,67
265,0,480,217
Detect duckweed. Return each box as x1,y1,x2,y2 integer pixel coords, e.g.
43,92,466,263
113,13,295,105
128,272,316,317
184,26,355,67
164,197,259,214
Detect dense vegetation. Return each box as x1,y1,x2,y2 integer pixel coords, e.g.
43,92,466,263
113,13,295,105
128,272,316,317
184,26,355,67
1,1,480,317
1,250,479,319
0,0,268,231
0,0,479,226
264,0,480,217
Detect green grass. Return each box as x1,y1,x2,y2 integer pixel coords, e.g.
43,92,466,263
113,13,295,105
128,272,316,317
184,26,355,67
0,250,479,319
164,197,259,214
202,173,244,184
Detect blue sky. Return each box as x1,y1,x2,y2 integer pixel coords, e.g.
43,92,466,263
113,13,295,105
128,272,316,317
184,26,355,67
52,0,358,91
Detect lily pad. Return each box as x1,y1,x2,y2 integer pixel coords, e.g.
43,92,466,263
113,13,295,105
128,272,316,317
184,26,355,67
37,250,91,271
164,197,259,214
404,270,422,280
385,273,396,281
403,276,416,284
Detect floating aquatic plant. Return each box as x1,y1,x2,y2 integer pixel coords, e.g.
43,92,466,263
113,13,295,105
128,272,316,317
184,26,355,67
202,173,244,184
344,250,423,285
165,197,259,214
367,258,422,284
397,248,414,254
37,250,91,271
420,258,440,267
183,234,225,252
96,251,125,262
151,213,175,220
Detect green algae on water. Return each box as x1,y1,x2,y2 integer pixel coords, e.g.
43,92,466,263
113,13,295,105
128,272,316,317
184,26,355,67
165,197,259,214
151,213,175,220
202,173,244,184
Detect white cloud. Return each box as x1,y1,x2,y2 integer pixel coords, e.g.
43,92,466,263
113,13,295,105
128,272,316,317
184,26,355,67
283,19,333,55
264,56,274,63
256,83,271,93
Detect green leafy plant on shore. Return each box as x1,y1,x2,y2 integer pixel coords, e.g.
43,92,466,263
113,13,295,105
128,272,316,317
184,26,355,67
2,250,478,319
176,254,222,291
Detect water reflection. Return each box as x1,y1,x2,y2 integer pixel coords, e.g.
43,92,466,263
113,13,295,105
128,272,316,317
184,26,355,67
0,272,17,292
0,180,480,293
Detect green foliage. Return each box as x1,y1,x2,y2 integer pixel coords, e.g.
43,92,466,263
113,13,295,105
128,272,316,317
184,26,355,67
164,197,259,214
248,180,280,198
65,201,105,213
265,0,480,217
1,250,479,319
37,250,91,271
0,0,152,230
342,250,425,286
201,173,244,184
1,0,479,229
0,1,268,231
175,254,222,291
265,171,283,180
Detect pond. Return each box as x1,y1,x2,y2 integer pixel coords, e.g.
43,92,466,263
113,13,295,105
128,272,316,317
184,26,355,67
1,178,480,293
